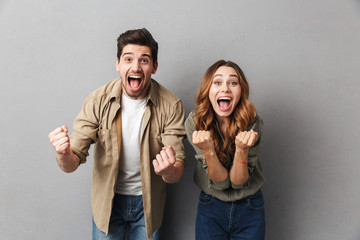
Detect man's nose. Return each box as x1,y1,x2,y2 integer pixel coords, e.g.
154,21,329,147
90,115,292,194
131,61,141,71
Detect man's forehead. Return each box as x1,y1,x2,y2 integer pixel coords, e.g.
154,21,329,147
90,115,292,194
121,44,152,57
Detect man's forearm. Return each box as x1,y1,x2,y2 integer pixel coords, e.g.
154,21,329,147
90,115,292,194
56,151,80,173
161,161,184,183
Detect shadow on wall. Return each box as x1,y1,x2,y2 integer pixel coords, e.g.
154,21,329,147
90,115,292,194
260,91,324,239
351,0,360,21
162,140,199,240
354,0,360,11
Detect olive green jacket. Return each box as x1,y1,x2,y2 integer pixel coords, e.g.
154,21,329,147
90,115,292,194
185,111,264,202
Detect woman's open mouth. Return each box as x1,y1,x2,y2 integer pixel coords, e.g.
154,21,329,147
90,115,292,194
217,97,232,111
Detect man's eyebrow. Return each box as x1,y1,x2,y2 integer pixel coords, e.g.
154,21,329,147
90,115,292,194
141,54,152,58
122,52,151,58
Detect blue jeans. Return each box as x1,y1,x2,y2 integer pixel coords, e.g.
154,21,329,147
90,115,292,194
92,194,162,240
196,190,265,240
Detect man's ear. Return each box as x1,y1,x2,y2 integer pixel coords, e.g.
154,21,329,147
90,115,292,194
116,58,120,72
152,61,158,74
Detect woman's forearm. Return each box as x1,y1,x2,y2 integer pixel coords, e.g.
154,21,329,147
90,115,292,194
229,149,249,185
203,149,228,182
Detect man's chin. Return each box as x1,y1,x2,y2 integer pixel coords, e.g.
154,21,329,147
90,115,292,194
124,88,143,99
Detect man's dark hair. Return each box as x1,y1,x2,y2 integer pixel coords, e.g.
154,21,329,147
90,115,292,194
117,28,158,66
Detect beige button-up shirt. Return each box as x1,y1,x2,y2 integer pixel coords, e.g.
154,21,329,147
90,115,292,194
69,78,186,239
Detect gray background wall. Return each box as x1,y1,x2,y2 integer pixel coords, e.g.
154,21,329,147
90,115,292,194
1,0,360,239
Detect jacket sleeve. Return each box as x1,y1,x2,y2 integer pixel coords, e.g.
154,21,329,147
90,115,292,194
69,94,100,164
161,100,186,164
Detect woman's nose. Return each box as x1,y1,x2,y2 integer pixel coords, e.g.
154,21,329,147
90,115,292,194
220,83,230,92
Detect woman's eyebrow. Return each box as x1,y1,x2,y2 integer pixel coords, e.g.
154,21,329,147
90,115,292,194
229,74,239,78
213,74,223,78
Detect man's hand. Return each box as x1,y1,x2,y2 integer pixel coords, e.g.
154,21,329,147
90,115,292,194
235,130,258,151
153,146,176,175
152,146,184,183
49,125,71,155
192,130,215,152
48,125,80,173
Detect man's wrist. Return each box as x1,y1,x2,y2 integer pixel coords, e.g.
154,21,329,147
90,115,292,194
161,161,184,183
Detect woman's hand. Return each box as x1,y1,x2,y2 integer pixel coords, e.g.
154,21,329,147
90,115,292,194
230,130,257,185
192,130,215,152
192,130,228,182
235,130,258,151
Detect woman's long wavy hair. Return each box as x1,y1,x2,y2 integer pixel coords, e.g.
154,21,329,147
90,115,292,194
195,60,256,166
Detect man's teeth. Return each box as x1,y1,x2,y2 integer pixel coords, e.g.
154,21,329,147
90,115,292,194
129,75,141,79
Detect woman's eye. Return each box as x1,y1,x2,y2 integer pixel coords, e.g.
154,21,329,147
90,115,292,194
230,81,238,86
214,81,221,85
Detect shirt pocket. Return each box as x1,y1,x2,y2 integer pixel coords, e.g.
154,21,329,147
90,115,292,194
97,129,112,149
246,190,265,210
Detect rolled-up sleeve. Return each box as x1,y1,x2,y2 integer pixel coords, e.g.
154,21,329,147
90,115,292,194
194,154,231,190
161,100,186,164
210,176,231,190
69,95,99,164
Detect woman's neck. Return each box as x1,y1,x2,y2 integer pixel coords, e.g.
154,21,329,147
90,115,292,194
216,116,229,137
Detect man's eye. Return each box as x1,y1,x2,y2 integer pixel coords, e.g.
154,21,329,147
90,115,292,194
124,58,131,62
141,59,149,63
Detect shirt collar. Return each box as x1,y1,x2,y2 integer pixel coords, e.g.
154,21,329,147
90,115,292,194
146,79,158,107
109,78,122,104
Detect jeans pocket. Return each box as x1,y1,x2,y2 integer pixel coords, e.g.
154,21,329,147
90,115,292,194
247,190,264,210
198,191,213,205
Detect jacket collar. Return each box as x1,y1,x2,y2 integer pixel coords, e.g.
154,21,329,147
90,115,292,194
146,79,158,107
110,78,122,104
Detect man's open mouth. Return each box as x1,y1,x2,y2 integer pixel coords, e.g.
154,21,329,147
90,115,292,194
128,75,143,91
217,97,232,110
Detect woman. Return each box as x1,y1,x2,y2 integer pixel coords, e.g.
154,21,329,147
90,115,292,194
185,60,265,240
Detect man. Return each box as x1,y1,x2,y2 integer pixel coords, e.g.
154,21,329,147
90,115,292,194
48,28,186,240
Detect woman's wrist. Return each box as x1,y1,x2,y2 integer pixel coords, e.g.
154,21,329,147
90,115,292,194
234,149,249,164
202,148,216,157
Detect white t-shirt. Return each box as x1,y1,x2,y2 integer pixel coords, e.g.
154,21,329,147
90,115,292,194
115,94,146,195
